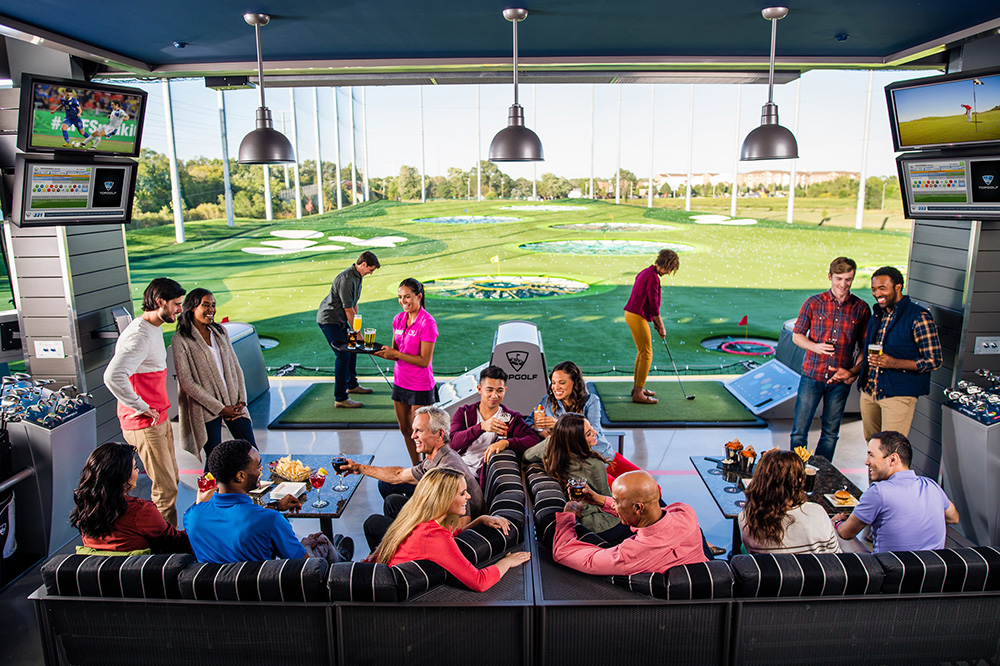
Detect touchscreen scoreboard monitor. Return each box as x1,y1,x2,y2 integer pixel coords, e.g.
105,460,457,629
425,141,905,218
897,151,1000,220
887,67,1000,152
12,154,136,227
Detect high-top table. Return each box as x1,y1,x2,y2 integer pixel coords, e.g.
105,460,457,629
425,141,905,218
690,454,865,557
260,453,373,540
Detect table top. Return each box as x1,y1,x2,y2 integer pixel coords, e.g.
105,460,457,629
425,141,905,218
689,454,865,520
260,453,373,519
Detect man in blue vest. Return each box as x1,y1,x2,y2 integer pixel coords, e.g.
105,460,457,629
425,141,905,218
839,266,942,441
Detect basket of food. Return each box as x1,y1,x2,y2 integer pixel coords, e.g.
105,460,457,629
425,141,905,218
268,456,312,483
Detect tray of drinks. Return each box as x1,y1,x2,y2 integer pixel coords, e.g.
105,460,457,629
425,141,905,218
331,340,384,355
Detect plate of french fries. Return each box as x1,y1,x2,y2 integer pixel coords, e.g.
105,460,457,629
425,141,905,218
794,446,813,463
268,456,311,482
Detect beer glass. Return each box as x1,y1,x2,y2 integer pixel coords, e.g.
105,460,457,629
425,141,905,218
567,477,586,500
868,343,883,356
804,465,818,494
363,328,376,350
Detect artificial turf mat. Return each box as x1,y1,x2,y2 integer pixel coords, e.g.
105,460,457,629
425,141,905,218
588,381,764,428
268,383,399,430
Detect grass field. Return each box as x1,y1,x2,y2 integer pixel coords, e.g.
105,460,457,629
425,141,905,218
31,134,134,153
30,198,89,208
122,199,910,376
898,109,1000,147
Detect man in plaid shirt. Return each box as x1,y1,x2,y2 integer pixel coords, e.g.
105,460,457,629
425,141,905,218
791,257,871,461
840,266,942,441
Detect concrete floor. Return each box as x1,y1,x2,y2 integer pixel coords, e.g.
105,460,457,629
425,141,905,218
0,377,871,666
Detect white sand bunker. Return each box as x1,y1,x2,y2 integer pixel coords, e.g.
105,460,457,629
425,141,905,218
499,205,589,212
261,239,318,250
691,214,757,226
270,230,324,239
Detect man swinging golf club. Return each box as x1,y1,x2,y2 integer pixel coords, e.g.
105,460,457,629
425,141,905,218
623,249,682,404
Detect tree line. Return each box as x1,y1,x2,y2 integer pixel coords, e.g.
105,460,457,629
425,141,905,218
135,149,900,224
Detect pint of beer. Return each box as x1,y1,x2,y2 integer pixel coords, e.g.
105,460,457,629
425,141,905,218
868,343,883,356
363,328,376,349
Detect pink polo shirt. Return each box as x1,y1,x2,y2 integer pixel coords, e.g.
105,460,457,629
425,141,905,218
392,308,438,391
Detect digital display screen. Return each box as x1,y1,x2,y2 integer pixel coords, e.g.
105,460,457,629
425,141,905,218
899,155,1000,219
14,157,136,227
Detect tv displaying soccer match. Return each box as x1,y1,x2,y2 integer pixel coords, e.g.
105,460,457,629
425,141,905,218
16,73,147,158
887,67,1000,152
11,153,137,228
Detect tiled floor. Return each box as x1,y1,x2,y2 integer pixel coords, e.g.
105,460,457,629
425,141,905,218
0,377,871,666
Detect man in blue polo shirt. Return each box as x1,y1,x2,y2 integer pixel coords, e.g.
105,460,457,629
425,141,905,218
833,431,959,552
185,439,352,563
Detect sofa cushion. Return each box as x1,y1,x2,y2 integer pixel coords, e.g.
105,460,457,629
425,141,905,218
525,462,565,547
455,521,523,565
876,547,1000,594
610,561,735,600
731,552,884,597
41,553,194,599
178,558,328,602
483,448,526,525
327,559,448,602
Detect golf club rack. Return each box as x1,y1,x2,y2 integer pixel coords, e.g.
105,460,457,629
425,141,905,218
941,369,1000,548
0,371,96,590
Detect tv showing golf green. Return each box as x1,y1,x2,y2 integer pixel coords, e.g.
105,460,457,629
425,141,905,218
888,68,1000,151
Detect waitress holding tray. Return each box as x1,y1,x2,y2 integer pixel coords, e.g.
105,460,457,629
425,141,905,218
375,278,438,465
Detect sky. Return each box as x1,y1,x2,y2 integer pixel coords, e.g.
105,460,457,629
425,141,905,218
124,68,937,182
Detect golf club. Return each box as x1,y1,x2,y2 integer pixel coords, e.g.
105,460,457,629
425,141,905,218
661,336,695,400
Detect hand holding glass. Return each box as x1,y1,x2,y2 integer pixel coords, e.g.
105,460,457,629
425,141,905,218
331,455,350,492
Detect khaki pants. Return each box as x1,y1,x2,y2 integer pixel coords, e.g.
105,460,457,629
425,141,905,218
123,419,179,526
625,310,653,388
859,391,918,442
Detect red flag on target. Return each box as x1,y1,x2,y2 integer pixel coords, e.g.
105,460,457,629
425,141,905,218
738,315,747,326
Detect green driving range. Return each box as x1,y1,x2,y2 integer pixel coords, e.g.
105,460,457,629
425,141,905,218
123,199,910,376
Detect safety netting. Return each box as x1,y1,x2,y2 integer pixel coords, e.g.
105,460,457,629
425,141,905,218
425,275,590,299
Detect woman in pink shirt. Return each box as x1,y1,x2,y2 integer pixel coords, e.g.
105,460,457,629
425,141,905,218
370,467,530,591
623,249,679,404
375,278,438,465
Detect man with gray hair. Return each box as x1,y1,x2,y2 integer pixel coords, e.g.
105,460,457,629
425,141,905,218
342,405,485,550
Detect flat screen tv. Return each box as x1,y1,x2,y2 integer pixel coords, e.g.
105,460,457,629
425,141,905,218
886,67,1000,152
11,153,137,227
896,149,1000,220
16,73,147,158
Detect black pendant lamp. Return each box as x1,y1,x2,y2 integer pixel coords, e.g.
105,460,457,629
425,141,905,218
489,8,544,162
238,13,295,164
740,7,798,161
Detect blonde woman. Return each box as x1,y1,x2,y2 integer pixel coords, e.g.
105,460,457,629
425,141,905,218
370,467,530,591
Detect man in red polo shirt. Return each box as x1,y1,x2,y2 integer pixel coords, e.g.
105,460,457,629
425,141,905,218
790,257,870,462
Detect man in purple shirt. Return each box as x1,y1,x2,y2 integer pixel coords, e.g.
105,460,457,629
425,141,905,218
623,249,679,405
834,431,959,552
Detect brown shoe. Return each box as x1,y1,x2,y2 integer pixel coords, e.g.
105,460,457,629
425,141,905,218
347,385,373,395
643,388,656,397
335,399,363,408
631,388,658,404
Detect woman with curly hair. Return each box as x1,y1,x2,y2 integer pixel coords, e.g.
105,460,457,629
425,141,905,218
71,442,209,553
738,450,840,554
527,361,615,462
370,467,530,591
524,413,619,536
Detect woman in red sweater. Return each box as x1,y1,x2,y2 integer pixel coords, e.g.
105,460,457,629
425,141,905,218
370,467,530,591
71,442,202,553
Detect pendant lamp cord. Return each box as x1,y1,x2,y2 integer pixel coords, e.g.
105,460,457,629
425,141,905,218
255,23,266,109
766,16,777,104
512,16,519,107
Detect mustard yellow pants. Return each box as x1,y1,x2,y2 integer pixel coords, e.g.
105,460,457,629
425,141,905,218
625,310,653,389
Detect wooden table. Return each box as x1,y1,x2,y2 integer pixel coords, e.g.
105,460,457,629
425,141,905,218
689,454,865,557
260,453,373,540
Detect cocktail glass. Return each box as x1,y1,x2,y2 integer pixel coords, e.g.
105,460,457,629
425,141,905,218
309,470,329,508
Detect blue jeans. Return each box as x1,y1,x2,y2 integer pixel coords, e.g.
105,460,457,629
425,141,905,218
790,375,852,461
319,323,358,402
202,416,257,471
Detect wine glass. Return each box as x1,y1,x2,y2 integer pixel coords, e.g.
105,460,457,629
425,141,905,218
309,470,329,508
331,455,349,492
